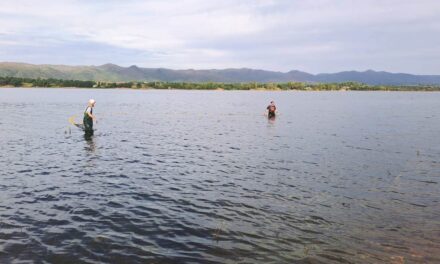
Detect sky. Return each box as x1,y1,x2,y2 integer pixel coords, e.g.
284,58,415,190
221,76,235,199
0,0,439,74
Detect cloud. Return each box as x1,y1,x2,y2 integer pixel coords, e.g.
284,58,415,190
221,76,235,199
0,0,439,73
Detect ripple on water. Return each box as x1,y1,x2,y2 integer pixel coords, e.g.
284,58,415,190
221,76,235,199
1,89,440,263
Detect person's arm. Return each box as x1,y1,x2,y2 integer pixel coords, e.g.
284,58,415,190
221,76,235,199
86,108,96,120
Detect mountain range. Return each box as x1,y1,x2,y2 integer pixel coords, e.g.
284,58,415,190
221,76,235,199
1,62,440,85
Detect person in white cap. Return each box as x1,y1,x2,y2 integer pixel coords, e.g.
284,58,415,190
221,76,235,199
84,99,96,134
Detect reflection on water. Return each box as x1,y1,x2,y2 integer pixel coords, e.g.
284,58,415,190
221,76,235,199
84,133,96,153
0,88,439,263
268,115,276,124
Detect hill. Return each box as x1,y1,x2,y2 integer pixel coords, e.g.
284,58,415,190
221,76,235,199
1,62,440,85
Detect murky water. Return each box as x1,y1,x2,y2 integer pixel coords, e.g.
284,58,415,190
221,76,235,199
0,88,439,263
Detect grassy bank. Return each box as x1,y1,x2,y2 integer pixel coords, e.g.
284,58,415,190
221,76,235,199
1,76,440,91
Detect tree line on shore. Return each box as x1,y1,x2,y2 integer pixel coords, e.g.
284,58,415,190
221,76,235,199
1,76,440,91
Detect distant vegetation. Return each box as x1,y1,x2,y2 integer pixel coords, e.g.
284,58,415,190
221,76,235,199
2,62,440,85
1,76,440,91
0,76,95,88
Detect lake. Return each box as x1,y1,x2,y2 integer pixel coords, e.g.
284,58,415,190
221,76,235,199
0,88,439,263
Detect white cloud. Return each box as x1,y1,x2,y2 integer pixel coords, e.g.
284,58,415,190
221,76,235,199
0,0,440,73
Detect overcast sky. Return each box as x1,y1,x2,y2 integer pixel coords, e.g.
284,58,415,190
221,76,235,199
0,0,439,74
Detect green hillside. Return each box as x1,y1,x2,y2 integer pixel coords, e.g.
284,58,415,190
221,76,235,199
2,62,440,85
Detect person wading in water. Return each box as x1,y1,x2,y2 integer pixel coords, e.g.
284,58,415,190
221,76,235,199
266,101,277,119
84,99,96,135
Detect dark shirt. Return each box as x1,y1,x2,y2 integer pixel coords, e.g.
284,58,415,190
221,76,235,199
267,105,276,113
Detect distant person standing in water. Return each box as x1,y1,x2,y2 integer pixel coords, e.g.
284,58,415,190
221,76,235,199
84,99,96,135
266,101,277,119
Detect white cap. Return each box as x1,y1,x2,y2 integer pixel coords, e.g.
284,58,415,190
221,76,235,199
89,99,96,105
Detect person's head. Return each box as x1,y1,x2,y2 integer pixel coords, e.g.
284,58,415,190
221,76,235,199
88,99,96,107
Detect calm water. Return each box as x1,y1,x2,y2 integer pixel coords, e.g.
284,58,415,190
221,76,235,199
0,88,439,263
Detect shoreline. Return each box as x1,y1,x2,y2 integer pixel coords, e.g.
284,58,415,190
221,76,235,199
1,86,440,92
2,76,440,91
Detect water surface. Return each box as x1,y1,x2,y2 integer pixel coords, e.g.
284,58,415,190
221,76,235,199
0,88,439,263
